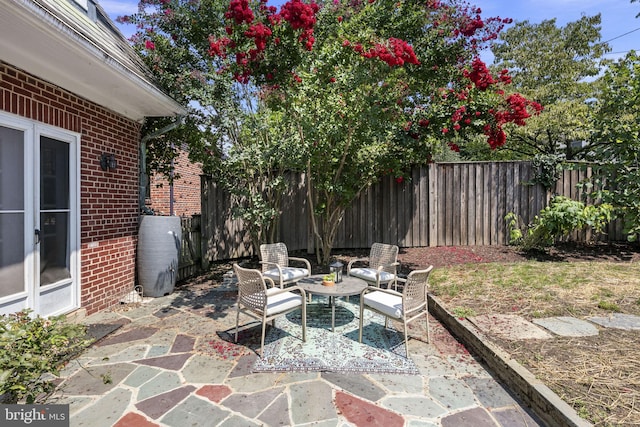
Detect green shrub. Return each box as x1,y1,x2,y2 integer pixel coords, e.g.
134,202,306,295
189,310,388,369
506,196,614,251
0,309,92,403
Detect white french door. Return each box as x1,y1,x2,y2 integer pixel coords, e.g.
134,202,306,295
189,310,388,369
0,112,80,317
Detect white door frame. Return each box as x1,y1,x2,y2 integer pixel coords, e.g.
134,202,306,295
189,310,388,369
0,111,80,316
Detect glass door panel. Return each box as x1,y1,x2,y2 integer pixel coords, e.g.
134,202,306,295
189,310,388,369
39,136,70,286
0,126,25,297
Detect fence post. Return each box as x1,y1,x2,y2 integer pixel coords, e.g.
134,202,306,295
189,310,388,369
428,163,438,247
200,175,210,270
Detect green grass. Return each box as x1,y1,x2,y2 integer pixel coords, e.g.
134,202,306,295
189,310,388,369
429,260,640,318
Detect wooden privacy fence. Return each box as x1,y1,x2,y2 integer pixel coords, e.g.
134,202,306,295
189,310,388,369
200,161,625,264
177,215,202,281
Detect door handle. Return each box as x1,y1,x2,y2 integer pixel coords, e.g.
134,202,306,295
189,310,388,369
35,229,40,244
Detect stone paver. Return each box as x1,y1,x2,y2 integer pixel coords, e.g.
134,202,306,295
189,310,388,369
160,395,231,427
182,354,233,383
335,391,404,427
73,388,132,427
133,353,192,370
290,381,337,425
441,407,497,426
48,281,556,427
137,371,183,401
588,313,640,330
464,377,520,408
113,412,159,427
221,387,285,418
429,376,477,410
469,314,553,340
123,366,161,388
95,327,158,347
135,385,196,419
170,334,196,352
491,406,541,427
257,393,291,426
196,385,233,403
60,363,135,395
382,395,447,419
322,372,386,402
533,316,599,337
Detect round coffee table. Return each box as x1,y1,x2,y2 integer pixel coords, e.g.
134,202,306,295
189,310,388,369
298,275,368,332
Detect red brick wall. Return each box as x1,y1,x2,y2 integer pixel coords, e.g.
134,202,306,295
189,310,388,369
147,149,202,216
1,62,140,315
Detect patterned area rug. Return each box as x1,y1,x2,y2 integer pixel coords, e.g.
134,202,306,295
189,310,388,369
252,296,419,374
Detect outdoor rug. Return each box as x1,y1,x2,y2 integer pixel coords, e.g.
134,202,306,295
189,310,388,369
251,296,419,375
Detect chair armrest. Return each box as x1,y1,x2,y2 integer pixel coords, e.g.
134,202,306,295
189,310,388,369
260,261,283,274
360,286,402,298
288,257,311,271
281,285,307,302
376,261,400,272
264,277,276,288
347,257,369,272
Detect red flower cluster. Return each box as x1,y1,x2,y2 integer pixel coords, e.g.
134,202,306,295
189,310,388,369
244,22,272,54
280,0,320,50
482,94,542,148
459,16,484,37
145,40,155,50
448,142,460,152
361,38,420,67
451,105,466,123
299,29,315,51
208,36,233,58
280,0,319,30
495,93,543,126
463,57,494,90
498,69,512,84
225,0,254,25
483,124,506,149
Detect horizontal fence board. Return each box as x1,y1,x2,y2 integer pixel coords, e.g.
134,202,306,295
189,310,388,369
199,162,627,264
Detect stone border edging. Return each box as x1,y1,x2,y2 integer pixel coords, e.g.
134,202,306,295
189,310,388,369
428,295,592,427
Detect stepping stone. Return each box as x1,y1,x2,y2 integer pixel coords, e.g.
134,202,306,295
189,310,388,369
588,313,640,330
533,316,599,337
468,314,553,340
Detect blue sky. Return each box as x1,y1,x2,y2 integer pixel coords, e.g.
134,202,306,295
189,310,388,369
100,0,639,62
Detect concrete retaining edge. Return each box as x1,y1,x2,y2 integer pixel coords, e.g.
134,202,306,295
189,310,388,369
428,295,592,427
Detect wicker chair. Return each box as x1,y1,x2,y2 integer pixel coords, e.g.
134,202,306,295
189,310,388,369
347,243,399,288
260,242,311,288
358,266,433,358
233,264,306,357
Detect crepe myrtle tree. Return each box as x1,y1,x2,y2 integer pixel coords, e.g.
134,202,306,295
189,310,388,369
122,0,542,264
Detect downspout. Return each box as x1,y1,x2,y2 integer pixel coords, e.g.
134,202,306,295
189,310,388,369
139,117,185,215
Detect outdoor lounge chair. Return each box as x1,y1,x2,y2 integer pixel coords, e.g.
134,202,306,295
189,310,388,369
260,242,311,288
233,263,307,357
358,266,433,358
347,242,399,289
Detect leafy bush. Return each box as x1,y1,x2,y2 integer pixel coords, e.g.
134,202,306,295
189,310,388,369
506,196,613,251
530,154,563,190
0,309,92,403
